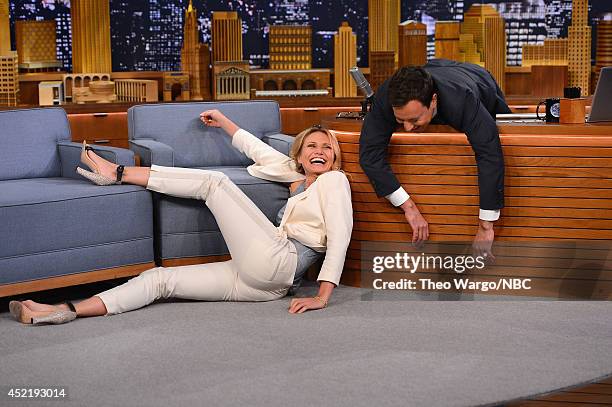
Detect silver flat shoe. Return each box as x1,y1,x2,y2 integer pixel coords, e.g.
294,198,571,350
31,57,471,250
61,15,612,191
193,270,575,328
31,310,77,325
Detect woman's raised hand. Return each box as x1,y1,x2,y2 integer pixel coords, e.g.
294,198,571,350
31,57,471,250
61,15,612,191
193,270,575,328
200,109,225,127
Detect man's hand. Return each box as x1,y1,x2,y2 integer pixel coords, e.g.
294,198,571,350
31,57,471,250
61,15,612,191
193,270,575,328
400,198,429,245
473,220,495,262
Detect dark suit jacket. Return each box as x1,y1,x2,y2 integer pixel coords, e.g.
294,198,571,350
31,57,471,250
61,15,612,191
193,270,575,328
360,59,510,211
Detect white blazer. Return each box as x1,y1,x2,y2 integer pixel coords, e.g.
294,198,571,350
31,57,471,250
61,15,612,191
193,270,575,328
232,129,353,286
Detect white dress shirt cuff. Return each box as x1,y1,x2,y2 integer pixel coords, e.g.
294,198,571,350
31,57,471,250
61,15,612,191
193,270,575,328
479,209,500,221
385,187,410,207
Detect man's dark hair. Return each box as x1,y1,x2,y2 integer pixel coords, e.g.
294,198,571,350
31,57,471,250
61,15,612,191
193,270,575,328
388,66,435,108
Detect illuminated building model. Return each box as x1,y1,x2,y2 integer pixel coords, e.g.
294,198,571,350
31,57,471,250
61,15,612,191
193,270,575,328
38,81,64,106
115,79,158,103
269,25,312,70
334,22,357,98
212,12,242,63
71,0,112,73
211,11,249,100
0,0,18,106
368,0,400,65
435,21,461,61
73,80,117,104
567,0,591,96
163,72,190,101
250,69,331,98
213,62,250,100
522,39,569,67
369,51,395,90
460,4,506,91
62,73,111,103
398,21,427,67
595,20,611,86
15,21,61,72
180,0,211,100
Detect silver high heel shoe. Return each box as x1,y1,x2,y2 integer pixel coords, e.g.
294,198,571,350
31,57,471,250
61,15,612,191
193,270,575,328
76,141,124,186
31,310,77,325
9,301,77,325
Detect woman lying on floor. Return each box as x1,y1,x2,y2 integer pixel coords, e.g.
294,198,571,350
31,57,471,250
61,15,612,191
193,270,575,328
10,109,353,325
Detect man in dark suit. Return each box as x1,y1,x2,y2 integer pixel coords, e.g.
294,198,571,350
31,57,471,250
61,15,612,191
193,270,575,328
360,59,510,257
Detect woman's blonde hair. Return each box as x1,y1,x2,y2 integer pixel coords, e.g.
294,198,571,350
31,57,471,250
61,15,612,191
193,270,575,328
290,126,342,174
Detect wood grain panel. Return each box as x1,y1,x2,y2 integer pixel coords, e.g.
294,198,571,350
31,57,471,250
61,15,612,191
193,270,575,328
352,202,612,219
342,151,612,168
348,173,612,189
334,130,612,298
340,142,612,157
0,262,155,298
349,183,612,199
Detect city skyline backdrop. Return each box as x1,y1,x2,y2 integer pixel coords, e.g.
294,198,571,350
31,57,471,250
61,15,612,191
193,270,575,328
7,0,612,72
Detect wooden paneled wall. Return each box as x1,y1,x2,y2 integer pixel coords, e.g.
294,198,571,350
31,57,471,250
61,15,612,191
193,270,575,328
335,131,612,299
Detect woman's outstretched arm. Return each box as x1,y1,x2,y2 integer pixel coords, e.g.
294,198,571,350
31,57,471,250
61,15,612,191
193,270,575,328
199,109,302,183
200,109,239,136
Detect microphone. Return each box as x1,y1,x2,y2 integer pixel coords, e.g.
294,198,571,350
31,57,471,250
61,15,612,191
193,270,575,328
349,67,374,99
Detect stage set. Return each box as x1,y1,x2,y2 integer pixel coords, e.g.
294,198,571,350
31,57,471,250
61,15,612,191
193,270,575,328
1,1,611,406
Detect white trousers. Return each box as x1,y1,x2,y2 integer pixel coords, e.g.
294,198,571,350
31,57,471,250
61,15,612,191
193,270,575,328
97,165,297,315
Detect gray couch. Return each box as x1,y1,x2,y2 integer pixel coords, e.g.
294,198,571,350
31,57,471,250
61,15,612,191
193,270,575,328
128,101,294,264
0,108,155,297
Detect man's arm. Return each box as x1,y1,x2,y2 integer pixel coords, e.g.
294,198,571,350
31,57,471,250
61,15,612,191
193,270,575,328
359,89,429,244
359,92,401,197
458,90,505,214
458,90,505,258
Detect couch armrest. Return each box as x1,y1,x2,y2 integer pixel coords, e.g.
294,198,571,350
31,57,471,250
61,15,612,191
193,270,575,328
58,141,135,180
129,139,174,167
262,133,295,156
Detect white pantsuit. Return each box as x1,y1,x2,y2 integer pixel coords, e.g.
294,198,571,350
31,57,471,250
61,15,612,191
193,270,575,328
97,165,297,315
96,129,352,316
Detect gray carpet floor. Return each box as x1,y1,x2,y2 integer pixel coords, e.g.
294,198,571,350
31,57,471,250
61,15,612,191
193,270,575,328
1,284,611,407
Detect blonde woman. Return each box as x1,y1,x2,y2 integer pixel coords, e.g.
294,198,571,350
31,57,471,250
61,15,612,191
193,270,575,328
10,110,352,325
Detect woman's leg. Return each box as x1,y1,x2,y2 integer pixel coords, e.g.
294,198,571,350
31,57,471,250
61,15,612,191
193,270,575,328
22,297,107,318
96,262,240,315
84,148,151,186
21,258,287,322
146,166,297,291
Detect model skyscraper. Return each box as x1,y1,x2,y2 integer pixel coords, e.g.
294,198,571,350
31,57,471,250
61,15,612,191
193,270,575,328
567,0,591,96
461,5,506,91
435,21,461,61
212,11,243,63
595,20,611,85
369,51,395,90
15,21,61,72
522,39,568,67
269,25,312,70
180,0,211,100
0,0,18,106
71,0,112,73
0,0,10,55
398,21,427,67
334,22,357,98
368,0,400,65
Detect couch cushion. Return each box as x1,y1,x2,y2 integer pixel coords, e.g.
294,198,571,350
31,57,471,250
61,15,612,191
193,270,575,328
128,101,282,168
154,167,289,260
0,108,71,181
0,178,154,284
